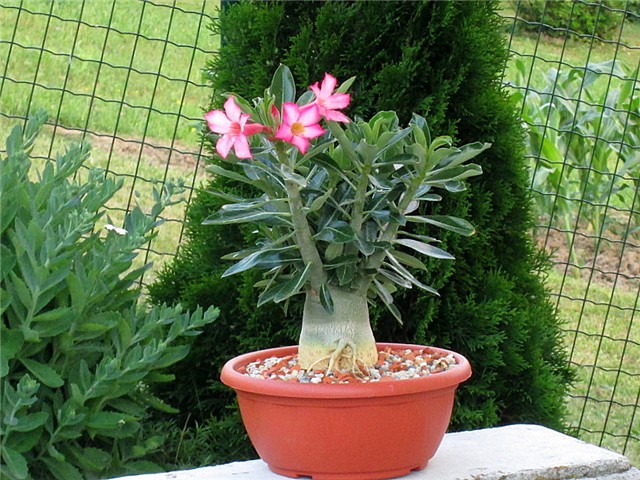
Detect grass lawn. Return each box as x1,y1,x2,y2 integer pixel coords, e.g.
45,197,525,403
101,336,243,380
1,0,639,468
549,268,640,463
0,0,219,143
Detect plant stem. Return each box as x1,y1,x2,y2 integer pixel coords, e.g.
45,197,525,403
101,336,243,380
277,144,327,292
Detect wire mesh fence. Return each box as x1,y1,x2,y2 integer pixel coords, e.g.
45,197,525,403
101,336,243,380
1,0,639,466
0,0,218,283
503,0,640,463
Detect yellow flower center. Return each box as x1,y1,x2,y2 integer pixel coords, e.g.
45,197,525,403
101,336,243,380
291,122,305,136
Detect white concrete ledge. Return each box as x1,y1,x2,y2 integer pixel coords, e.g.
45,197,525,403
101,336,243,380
113,424,640,480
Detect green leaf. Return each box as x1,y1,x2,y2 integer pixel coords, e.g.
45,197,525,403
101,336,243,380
203,208,291,226
394,238,455,260
335,75,356,94
425,163,483,183
155,345,191,369
1,445,28,480
336,263,356,286
137,391,179,414
206,164,256,185
86,411,134,430
374,153,419,167
41,457,83,480
273,263,312,303
5,428,41,453
319,283,334,314
222,246,298,277
434,142,491,169
9,411,48,433
270,64,296,109
372,279,402,323
387,250,427,271
312,153,351,178
307,188,334,213
5,125,24,158
405,215,476,236
385,254,439,296
0,329,24,378
378,268,412,288
279,164,307,187
71,446,113,471
20,359,64,388
32,308,76,337
315,221,357,243
375,127,413,160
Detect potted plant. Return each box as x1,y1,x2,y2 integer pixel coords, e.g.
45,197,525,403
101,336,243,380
204,65,490,480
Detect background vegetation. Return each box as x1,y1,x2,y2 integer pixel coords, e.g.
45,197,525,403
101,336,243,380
0,0,638,470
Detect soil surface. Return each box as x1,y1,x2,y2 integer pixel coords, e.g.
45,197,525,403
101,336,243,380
536,225,639,288
240,347,459,384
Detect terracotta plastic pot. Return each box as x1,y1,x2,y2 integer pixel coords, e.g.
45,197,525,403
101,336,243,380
221,343,471,480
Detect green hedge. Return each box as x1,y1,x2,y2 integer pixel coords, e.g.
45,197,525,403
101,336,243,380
513,0,620,38
149,0,573,465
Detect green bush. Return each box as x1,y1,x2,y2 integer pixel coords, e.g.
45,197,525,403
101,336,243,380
513,0,620,39
0,112,219,480
150,0,573,466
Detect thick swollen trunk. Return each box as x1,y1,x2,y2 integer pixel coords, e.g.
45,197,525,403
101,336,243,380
298,286,377,371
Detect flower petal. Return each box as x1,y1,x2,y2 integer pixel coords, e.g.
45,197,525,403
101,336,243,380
320,73,337,96
302,123,325,140
216,134,235,158
309,82,322,98
204,110,232,134
281,102,300,125
323,110,351,123
324,92,351,110
233,135,253,159
291,134,310,154
244,123,266,136
224,96,244,123
275,124,294,143
298,103,321,126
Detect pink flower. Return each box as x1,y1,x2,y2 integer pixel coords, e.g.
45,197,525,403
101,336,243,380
309,73,351,123
275,102,325,154
204,97,265,159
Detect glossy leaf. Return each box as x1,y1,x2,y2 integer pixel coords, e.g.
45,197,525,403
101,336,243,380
395,238,455,260
315,221,357,243
203,208,291,226
437,142,491,169
270,64,296,109
405,214,476,236
372,279,402,323
273,263,312,303
222,247,298,277
425,163,483,183
206,164,255,185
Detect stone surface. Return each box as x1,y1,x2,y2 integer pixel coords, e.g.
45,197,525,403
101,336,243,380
112,424,640,480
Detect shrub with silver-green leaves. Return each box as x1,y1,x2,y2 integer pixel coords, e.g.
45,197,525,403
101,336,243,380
0,112,219,480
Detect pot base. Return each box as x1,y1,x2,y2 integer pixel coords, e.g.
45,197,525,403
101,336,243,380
269,461,428,480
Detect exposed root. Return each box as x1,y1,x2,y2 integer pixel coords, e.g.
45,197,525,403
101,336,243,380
306,338,369,378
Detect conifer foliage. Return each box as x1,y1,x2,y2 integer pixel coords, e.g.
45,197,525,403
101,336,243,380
149,0,573,455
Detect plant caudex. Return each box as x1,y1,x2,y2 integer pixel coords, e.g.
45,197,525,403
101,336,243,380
204,65,490,372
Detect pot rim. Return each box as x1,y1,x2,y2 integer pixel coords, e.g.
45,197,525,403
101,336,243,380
221,342,472,399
